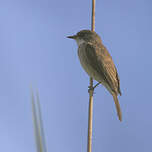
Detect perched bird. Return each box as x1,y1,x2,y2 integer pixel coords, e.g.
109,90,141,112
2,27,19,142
67,30,122,121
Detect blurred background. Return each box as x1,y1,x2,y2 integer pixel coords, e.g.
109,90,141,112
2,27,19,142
0,0,152,152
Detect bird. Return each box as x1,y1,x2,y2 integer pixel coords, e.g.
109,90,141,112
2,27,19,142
67,30,122,121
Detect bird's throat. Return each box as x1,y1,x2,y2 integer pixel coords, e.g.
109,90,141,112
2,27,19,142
76,39,85,47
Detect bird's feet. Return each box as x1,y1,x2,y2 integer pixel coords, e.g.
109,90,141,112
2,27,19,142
88,85,94,93
88,82,101,94
93,82,101,89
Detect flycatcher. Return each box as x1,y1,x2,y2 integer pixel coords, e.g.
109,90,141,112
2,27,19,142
67,30,122,121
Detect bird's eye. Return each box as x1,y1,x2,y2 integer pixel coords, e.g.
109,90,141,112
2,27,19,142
77,33,81,37
78,33,84,37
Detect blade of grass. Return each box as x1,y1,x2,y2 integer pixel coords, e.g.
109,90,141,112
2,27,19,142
36,90,47,152
31,89,47,152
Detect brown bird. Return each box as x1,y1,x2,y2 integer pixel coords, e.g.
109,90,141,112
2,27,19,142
67,30,122,121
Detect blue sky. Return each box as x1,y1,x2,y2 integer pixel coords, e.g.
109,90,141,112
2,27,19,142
0,0,152,152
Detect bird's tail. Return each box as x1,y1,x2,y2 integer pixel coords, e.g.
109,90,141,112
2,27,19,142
112,94,122,121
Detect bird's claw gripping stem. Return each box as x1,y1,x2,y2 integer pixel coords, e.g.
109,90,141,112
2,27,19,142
88,85,94,93
88,82,101,94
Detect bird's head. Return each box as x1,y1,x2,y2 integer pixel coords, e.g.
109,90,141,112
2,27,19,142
67,30,102,46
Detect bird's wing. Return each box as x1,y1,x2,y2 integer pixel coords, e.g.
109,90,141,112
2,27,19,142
85,43,121,95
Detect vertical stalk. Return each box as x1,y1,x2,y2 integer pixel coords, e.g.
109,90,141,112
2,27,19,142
87,83,93,152
91,0,96,31
87,1,96,152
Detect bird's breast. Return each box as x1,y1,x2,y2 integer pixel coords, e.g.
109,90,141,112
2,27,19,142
78,44,102,82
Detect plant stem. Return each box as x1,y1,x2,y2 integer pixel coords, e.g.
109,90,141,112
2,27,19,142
87,0,96,152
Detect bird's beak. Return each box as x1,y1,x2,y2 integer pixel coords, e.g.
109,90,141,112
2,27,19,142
67,35,77,39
